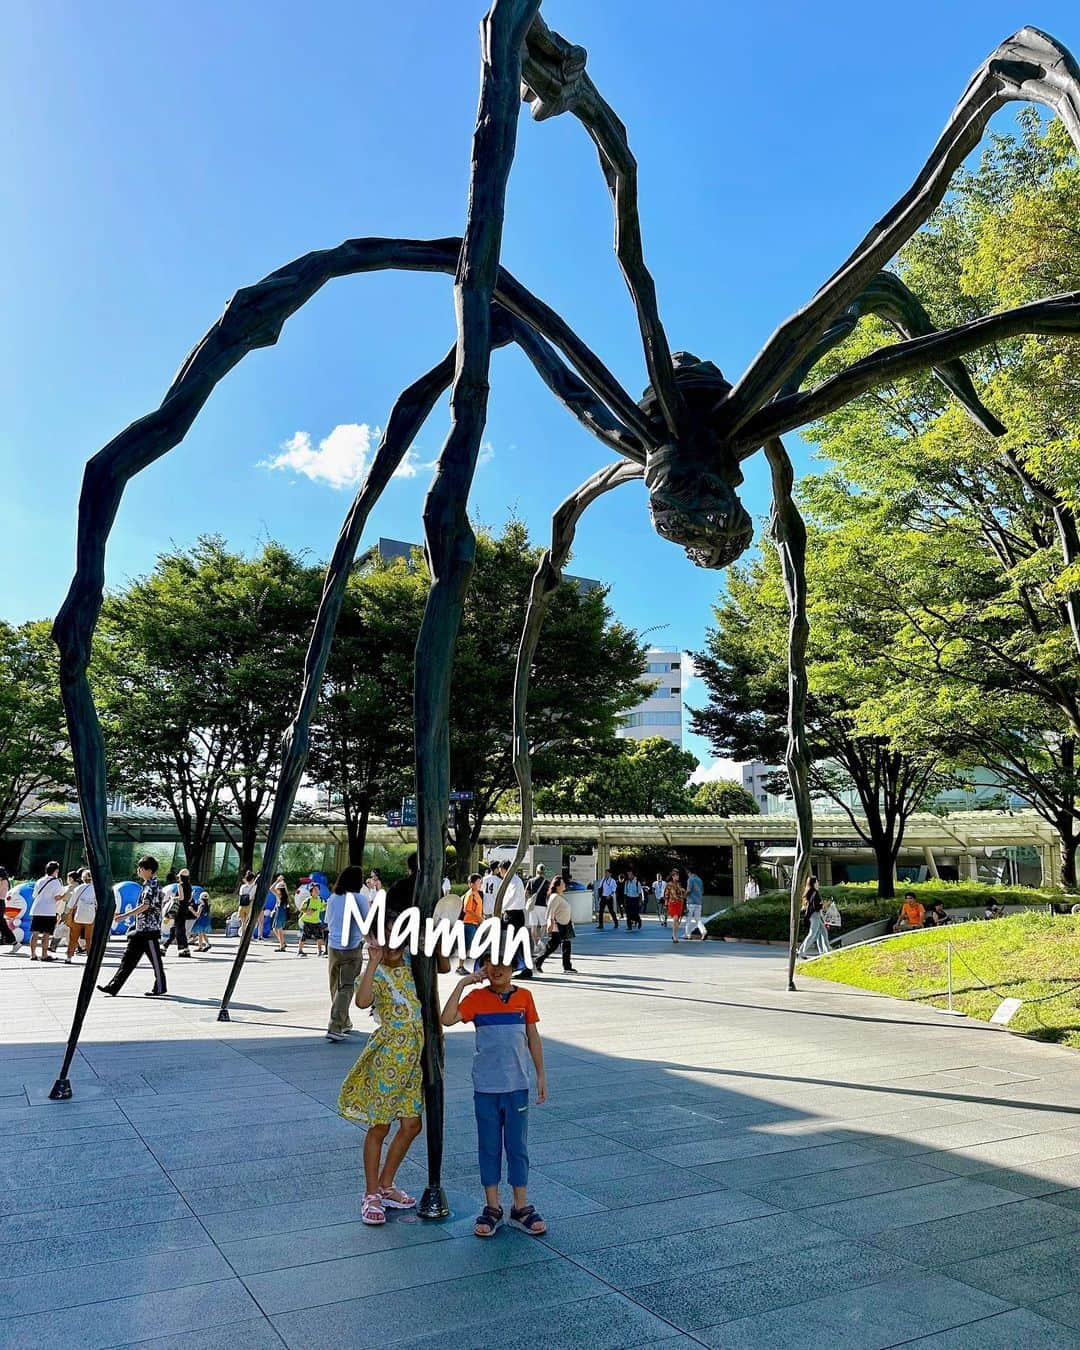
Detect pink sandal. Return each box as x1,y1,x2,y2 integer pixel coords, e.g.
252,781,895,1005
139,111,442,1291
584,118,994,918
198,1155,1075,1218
379,1185,417,1210
361,1193,386,1225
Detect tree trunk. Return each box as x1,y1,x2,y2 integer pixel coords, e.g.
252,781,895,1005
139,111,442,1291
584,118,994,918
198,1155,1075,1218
345,793,370,866
451,805,473,881
240,814,258,876
865,820,898,900
184,839,211,884
1058,818,1078,889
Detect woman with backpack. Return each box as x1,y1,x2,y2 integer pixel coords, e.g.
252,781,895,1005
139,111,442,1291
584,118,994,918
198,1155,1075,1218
797,876,831,959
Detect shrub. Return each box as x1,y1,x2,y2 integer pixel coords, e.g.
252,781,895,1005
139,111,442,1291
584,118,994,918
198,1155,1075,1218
706,880,1060,942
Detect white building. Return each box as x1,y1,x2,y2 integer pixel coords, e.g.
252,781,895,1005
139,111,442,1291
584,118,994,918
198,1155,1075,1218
741,761,777,813
618,648,683,746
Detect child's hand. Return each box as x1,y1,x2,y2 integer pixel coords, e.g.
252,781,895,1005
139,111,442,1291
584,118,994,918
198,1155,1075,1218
366,941,384,964
535,1075,547,1106
461,970,484,985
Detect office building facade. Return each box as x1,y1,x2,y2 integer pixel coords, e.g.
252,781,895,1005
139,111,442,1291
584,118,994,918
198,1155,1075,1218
618,648,683,747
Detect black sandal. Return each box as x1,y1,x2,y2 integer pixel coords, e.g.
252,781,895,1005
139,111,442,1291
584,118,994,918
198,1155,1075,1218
474,1205,504,1237
509,1204,546,1235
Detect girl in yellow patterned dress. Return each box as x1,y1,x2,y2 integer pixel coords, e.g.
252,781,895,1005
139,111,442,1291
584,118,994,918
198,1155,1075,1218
339,932,424,1225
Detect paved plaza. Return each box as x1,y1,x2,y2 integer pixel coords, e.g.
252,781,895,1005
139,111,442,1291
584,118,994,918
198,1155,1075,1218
5,922,1080,1349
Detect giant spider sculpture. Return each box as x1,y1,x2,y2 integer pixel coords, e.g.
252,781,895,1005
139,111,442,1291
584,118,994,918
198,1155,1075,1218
50,5,1080,1219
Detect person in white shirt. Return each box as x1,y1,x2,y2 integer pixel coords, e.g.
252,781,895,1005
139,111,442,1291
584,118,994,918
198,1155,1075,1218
744,876,760,902
64,869,97,964
653,873,668,927
481,865,500,918
441,876,453,898
237,870,258,940
597,869,619,930
497,861,531,979
29,861,64,962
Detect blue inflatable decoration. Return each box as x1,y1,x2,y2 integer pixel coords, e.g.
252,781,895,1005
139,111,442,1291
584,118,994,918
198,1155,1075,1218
110,880,143,935
7,881,33,942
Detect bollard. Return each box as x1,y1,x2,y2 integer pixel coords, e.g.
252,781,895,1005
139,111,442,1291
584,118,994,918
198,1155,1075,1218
938,939,964,1016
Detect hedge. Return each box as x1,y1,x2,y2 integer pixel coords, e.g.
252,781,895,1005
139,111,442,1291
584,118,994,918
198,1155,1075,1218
706,880,1061,943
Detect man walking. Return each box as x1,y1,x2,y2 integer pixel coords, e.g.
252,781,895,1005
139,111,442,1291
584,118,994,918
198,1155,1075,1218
325,866,367,1042
684,867,704,939
98,855,167,998
653,872,668,926
498,861,531,979
596,869,618,930
623,869,644,930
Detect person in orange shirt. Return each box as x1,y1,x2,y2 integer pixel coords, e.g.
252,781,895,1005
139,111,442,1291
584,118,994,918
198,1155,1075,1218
458,873,485,975
895,892,926,931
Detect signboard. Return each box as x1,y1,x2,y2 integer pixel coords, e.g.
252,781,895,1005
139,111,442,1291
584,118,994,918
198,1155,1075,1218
401,796,417,827
450,790,474,802
568,853,597,887
990,997,1023,1026
385,811,403,827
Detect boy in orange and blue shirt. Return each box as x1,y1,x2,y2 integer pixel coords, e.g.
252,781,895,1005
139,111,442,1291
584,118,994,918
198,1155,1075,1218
442,957,547,1238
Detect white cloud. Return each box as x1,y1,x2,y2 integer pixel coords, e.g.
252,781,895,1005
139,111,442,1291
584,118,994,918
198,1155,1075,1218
259,423,378,490
691,757,744,785
259,424,493,489
258,422,445,490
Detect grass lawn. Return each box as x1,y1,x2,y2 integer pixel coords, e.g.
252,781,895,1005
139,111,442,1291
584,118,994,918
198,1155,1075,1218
803,912,1080,1048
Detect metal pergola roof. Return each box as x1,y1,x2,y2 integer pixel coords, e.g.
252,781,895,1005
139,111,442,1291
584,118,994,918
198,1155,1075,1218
5,805,1059,852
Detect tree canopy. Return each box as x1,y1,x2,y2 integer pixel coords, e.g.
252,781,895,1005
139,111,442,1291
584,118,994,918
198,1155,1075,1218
0,619,72,837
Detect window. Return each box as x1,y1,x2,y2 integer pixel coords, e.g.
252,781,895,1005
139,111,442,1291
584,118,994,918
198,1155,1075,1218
620,711,681,728
646,662,669,674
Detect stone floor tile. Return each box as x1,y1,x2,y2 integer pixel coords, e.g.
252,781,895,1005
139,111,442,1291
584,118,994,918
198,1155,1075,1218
896,1306,1080,1348
269,1258,604,1347
246,1231,556,1313
801,1177,1017,1237
0,1279,261,1350
944,1230,1080,1305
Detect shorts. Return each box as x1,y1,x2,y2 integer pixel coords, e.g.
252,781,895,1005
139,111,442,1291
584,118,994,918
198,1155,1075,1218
30,914,57,934
302,922,322,940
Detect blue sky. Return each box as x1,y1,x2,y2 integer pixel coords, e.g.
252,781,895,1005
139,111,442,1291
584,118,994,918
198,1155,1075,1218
4,0,1078,776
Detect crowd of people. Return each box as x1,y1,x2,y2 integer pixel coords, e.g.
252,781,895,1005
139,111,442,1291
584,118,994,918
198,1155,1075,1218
593,865,706,942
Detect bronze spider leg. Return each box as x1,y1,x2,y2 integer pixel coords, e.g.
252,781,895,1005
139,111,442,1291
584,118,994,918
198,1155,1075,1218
762,439,811,991
48,247,642,1100
725,26,1080,437
523,14,686,440
780,271,1003,436
216,341,458,1021
215,311,646,1019
410,0,541,1220
493,460,645,916
739,292,1080,452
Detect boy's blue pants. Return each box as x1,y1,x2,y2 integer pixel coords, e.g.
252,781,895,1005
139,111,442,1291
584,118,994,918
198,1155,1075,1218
474,1089,529,1188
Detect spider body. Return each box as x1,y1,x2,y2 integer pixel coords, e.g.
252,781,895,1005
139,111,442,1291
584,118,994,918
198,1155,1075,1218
639,354,752,570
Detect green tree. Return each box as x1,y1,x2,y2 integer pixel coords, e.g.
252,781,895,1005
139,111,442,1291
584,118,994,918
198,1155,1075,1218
306,557,427,861
792,112,1080,884
536,736,700,816
693,778,759,816
692,544,949,899
95,538,323,876
0,620,72,835
446,519,646,871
